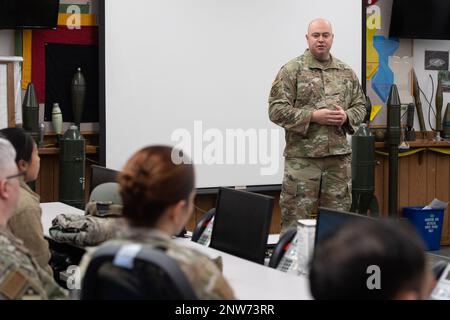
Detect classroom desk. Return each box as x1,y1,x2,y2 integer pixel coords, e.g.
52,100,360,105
175,238,312,300
41,202,312,300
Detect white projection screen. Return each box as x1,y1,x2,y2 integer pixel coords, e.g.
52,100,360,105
102,0,363,189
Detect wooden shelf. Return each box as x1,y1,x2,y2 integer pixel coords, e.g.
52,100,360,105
38,145,98,155
375,139,450,149
43,131,98,137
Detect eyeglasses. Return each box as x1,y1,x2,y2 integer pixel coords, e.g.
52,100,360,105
6,172,26,180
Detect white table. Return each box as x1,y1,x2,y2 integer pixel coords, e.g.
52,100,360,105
175,238,312,300
41,202,312,300
40,202,84,237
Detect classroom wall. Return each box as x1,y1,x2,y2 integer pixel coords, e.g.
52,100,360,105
367,0,450,132
413,40,450,132
3,1,447,132
366,0,413,127
0,0,99,133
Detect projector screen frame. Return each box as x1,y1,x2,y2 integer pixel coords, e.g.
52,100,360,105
97,0,367,195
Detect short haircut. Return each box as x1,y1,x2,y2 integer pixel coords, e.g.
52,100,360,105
307,18,333,35
0,137,17,179
309,218,426,300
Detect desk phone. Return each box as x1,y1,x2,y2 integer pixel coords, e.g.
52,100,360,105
276,233,300,274
431,262,450,300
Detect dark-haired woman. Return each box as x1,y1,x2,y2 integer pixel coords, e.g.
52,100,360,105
0,128,52,275
80,146,235,299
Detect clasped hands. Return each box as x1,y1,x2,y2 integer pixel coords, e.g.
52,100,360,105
311,105,347,126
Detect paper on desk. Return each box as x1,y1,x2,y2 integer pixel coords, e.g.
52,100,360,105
423,198,448,210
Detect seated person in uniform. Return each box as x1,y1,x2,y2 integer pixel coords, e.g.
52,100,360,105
0,137,66,300
0,127,52,275
80,145,235,299
309,218,435,300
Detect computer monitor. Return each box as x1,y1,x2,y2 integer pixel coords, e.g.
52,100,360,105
314,207,373,246
90,165,120,194
209,188,274,264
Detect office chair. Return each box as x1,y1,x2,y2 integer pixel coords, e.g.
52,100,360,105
210,188,274,264
89,182,123,205
81,243,197,300
191,208,215,243
268,227,297,268
90,165,120,194
48,237,87,288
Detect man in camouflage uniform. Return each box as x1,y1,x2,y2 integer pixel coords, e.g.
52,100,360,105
0,138,67,300
268,19,367,233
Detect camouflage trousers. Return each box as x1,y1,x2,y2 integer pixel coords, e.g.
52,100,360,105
280,154,352,233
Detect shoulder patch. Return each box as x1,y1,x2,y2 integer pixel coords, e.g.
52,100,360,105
0,269,28,299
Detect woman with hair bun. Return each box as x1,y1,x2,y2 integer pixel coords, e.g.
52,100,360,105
80,146,235,299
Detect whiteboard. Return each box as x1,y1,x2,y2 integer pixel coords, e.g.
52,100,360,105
104,0,362,188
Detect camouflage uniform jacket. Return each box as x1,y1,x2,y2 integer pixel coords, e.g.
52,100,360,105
8,180,53,276
268,49,366,158
49,214,122,247
79,226,235,300
0,226,67,300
